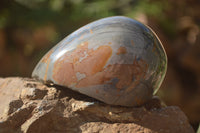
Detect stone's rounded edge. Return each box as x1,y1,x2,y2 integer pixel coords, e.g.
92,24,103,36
31,16,168,107
146,25,168,94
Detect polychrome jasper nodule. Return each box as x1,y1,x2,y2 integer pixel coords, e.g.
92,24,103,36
32,16,167,107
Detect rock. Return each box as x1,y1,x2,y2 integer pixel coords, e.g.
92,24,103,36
0,77,194,133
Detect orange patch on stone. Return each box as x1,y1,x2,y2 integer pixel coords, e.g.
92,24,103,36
41,50,53,63
131,40,134,46
116,47,127,55
53,42,112,87
108,42,112,45
90,29,93,34
43,58,50,81
77,57,148,90
152,41,156,52
79,35,84,40
134,96,144,105
116,94,121,97
41,50,53,81
52,41,148,91
91,46,112,74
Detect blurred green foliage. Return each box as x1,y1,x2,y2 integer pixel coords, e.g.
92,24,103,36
0,0,174,55
0,0,178,51
0,0,170,27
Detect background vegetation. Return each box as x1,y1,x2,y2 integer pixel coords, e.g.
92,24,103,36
0,0,199,131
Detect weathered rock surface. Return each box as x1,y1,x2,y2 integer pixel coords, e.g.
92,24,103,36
0,77,194,133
